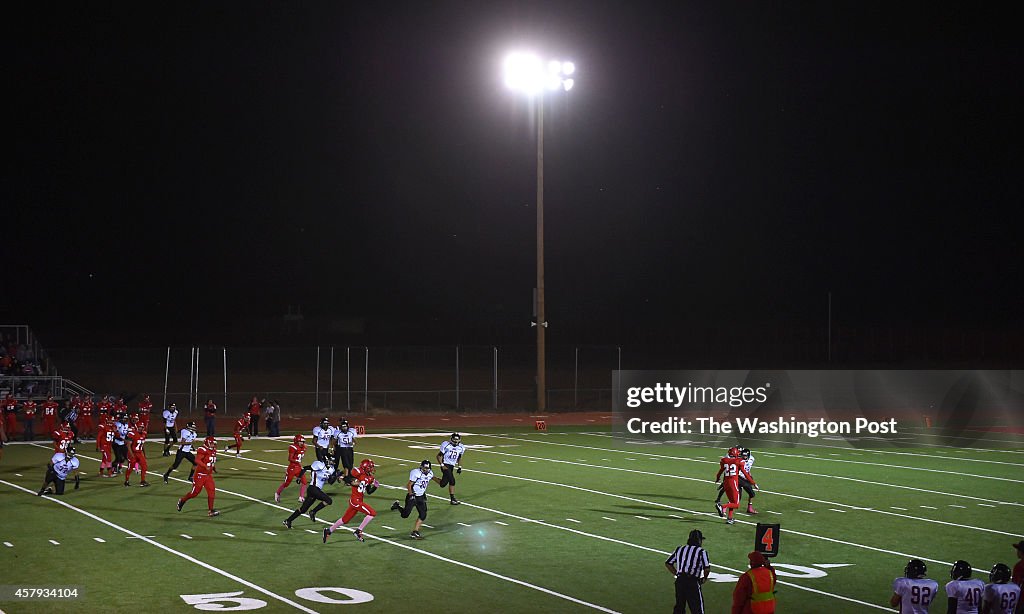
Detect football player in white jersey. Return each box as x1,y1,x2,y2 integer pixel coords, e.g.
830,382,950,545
38,446,81,496
436,432,466,505
390,460,442,539
946,560,985,614
282,458,335,528
981,563,1020,614
163,420,199,483
892,558,939,614
332,419,357,484
312,418,335,464
161,403,180,457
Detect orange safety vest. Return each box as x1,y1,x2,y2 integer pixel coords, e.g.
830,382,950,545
746,567,776,614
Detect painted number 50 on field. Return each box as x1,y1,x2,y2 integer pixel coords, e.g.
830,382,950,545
181,587,373,610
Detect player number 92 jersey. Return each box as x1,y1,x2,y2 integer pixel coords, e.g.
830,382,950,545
893,577,939,614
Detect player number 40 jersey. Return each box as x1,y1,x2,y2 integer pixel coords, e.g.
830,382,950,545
945,579,984,614
893,577,939,614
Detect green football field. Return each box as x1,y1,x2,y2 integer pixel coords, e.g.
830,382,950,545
1,424,1022,613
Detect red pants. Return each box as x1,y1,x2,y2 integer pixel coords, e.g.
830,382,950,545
42,416,55,434
182,473,216,510
228,433,243,452
77,416,94,435
130,454,148,482
276,464,308,496
100,447,112,469
341,501,376,524
722,478,740,518
5,413,17,435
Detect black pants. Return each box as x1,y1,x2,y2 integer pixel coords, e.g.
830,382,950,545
164,427,178,445
673,574,704,614
333,447,354,472
439,464,457,488
398,493,428,520
205,416,215,436
286,486,332,522
166,449,196,475
41,468,67,495
24,419,34,441
249,415,259,436
315,447,331,464
113,443,128,470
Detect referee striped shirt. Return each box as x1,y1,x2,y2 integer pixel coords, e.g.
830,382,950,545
666,545,710,578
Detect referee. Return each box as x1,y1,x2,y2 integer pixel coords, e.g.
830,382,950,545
665,529,711,614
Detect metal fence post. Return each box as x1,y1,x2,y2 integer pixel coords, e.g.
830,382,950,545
574,346,579,409
194,347,200,411
455,345,460,411
222,347,227,415
346,347,351,413
162,347,170,412
363,347,369,414
493,346,498,410
329,346,334,411
315,346,320,410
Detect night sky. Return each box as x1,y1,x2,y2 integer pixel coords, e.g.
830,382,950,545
6,3,1021,348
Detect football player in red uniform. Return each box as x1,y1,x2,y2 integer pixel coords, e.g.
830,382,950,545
323,458,379,543
41,396,58,434
21,398,37,441
113,397,128,417
97,396,113,421
225,413,250,456
52,420,74,455
714,447,757,525
78,396,95,439
97,416,115,477
275,434,309,503
124,417,150,487
177,436,220,517
137,394,153,433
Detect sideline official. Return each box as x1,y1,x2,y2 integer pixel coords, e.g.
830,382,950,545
666,529,711,614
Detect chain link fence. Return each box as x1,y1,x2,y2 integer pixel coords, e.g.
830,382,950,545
44,345,622,417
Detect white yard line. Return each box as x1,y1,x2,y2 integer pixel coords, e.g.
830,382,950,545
391,438,1020,536
474,433,1023,507
29,447,622,614
0,478,319,614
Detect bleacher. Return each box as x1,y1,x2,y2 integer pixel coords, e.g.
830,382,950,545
0,324,93,400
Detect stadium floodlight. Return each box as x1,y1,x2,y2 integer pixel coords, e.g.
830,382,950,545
502,51,576,412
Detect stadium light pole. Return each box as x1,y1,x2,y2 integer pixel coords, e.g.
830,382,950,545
504,52,575,411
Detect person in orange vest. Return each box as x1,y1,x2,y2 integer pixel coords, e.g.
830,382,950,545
732,551,777,614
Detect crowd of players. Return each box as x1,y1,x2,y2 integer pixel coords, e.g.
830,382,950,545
21,403,1022,612
28,402,468,541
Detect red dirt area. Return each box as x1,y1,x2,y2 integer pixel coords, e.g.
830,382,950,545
274,411,613,432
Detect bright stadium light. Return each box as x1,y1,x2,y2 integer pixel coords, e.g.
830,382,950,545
502,51,576,412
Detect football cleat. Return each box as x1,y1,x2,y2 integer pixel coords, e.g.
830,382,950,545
208,509,220,517
746,505,757,515
309,510,318,522
715,502,724,517
274,492,280,503
298,496,304,503
322,528,331,543
124,480,130,487
140,481,150,487
410,531,422,540
176,499,185,512
726,518,735,525
282,519,292,529
905,559,927,579
391,501,401,512
163,474,170,484
353,529,364,542
450,498,460,505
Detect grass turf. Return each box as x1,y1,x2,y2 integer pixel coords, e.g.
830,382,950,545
1,425,1022,613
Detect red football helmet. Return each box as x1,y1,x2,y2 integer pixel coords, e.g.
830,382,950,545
727,446,741,458
204,436,217,450
60,420,72,430
359,459,376,475
293,434,305,445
